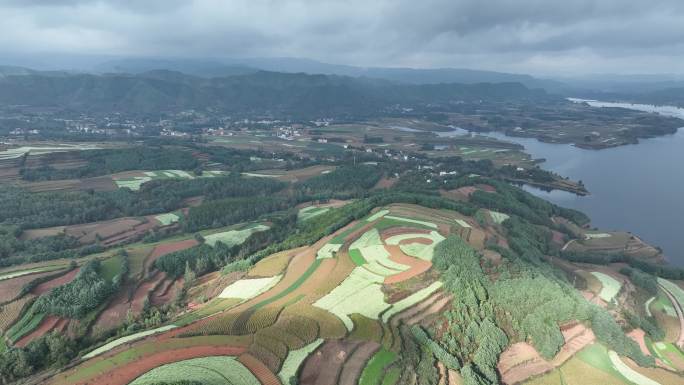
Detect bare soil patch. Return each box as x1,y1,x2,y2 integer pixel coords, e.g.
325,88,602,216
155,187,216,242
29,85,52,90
32,268,79,295
0,270,62,303
384,245,432,284
15,315,68,348
338,341,381,385
300,339,363,385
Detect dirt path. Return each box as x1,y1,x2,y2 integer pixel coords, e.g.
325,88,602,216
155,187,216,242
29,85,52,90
658,283,684,349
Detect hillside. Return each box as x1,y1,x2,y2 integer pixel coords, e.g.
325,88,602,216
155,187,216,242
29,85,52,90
0,70,554,116
0,145,681,385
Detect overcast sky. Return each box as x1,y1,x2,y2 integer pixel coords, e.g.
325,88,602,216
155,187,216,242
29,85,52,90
1,0,683,76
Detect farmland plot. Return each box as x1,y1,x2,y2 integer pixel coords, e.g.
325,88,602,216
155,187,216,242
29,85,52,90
298,206,330,222
317,243,343,259
314,267,389,330
591,272,622,302
83,325,178,360
204,224,270,247
489,210,510,224
381,282,443,322
218,275,282,300
383,215,438,229
391,231,445,261
608,351,660,385
154,213,179,226
278,339,324,383
129,356,260,385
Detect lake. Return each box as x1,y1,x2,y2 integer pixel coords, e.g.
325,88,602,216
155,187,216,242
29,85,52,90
483,101,684,266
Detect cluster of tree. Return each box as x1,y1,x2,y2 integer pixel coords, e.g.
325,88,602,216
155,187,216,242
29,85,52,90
396,324,440,385
0,331,77,384
469,178,588,227
625,311,665,341
158,213,301,278
183,196,294,232
297,165,382,198
619,266,659,294
19,146,199,181
498,215,654,367
0,225,79,260
431,236,509,385
491,268,592,358
34,259,123,319
561,251,684,280
503,217,552,265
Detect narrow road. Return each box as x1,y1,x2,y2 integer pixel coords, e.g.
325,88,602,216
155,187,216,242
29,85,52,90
658,284,684,349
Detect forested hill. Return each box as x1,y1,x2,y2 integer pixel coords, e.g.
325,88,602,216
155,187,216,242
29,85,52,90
0,69,556,116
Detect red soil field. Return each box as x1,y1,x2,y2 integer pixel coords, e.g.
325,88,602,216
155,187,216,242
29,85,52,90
146,239,199,269
627,328,652,357
92,288,132,334
65,218,142,244
454,186,477,197
373,177,397,189
15,315,68,348
338,341,381,385
379,227,431,241
130,272,166,314
102,221,158,247
151,277,183,306
239,353,281,385
551,230,565,245
32,268,79,295
475,184,496,193
74,345,247,385
93,272,166,333
397,237,433,246
0,270,62,303
384,245,432,284
300,339,364,385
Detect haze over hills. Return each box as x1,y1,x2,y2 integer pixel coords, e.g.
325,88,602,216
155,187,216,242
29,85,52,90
0,67,553,116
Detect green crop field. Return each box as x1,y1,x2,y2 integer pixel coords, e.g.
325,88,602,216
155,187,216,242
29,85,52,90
129,356,260,385
591,272,622,303
251,259,322,310
99,255,124,282
154,212,180,226
278,338,324,383
204,224,270,247
349,248,367,265
0,265,65,281
298,206,330,222
360,348,398,385
83,325,177,360
6,309,45,343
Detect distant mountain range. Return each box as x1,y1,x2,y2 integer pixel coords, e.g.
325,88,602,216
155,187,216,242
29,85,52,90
1,57,682,111
94,57,565,91
0,68,553,116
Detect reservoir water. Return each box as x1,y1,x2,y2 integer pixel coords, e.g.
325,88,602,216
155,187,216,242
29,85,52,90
482,101,684,266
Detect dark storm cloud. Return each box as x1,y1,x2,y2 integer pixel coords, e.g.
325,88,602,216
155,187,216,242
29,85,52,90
0,0,682,75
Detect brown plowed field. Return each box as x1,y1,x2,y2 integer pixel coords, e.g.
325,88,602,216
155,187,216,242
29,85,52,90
300,339,363,385
15,315,68,348
338,341,380,385
0,270,63,303
32,268,79,295
384,245,432,284
146,239,198,273
74,345,247,385
239,353,282,385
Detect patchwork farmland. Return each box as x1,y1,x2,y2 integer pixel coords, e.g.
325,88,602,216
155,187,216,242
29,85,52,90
1,163,683,385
